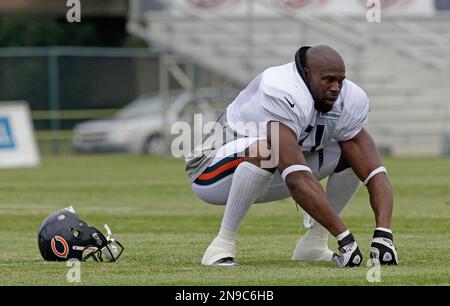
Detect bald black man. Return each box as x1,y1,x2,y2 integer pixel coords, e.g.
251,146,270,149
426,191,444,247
185,45,398,268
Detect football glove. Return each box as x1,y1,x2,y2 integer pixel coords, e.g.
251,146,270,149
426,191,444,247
333,232,363,268
370,229,398,265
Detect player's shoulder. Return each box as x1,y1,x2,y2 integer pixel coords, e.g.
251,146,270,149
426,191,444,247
262,63,296,95
261,62,311,107
341,79,369,110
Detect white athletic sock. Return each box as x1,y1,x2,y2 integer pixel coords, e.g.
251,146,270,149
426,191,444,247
293,168,361,261
217,228,237,242
326,167,361,216
292,224,334,261
220,162,274,234
304,167,361,233
202,162,273,265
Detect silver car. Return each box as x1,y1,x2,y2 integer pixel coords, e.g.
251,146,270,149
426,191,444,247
72,89,233,155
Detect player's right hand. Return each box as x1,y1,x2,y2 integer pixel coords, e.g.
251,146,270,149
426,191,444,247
333,232,363,268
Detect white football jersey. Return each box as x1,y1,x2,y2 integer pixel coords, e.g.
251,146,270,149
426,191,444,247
226,62,370,152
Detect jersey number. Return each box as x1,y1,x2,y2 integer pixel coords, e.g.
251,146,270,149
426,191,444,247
298,124,325,151
310,124,325,152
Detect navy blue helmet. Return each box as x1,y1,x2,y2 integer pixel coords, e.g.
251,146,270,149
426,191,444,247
38,206,123,262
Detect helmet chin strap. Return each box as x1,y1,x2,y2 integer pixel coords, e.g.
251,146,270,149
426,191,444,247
104,224,115,241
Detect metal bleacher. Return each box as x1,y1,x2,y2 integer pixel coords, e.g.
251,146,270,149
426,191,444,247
128,0,450,156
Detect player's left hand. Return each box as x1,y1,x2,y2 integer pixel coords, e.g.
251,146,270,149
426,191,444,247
333,232,363,268
370,229,398,265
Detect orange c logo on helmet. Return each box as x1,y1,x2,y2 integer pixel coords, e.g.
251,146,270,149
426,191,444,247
51,236,69,258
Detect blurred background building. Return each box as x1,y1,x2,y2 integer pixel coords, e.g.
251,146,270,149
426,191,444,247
0,0,449,156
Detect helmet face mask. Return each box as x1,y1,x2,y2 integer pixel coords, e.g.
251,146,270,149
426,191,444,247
81,225,124,262
38,206,124,262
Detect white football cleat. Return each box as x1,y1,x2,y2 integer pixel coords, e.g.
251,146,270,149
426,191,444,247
201,236,238,267
292,224,335,262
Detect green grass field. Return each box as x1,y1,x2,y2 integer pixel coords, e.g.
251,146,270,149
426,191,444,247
0,155,449,285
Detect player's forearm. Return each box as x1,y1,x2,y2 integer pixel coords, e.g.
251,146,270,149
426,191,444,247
339,130,394,228
367,174,393,229
286,173,346,236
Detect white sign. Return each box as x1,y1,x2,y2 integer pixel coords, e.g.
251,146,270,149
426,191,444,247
0,102,40,168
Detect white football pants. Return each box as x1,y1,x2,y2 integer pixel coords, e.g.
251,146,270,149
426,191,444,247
191,139,341,205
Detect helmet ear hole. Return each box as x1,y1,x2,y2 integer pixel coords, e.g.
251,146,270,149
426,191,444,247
72,229,81,238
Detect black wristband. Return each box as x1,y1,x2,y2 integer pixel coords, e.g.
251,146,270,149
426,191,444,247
338,233,355,247
373,229,393,241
